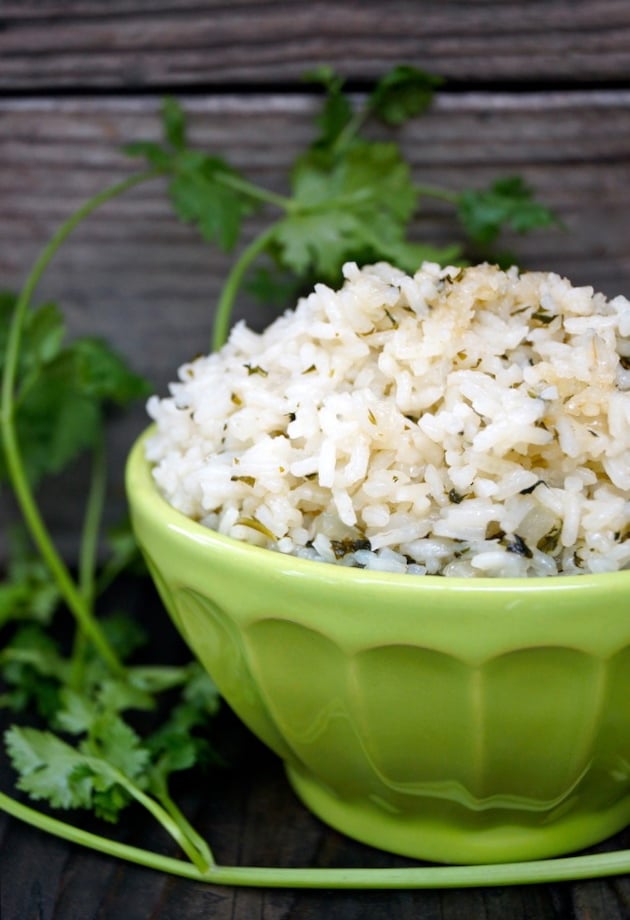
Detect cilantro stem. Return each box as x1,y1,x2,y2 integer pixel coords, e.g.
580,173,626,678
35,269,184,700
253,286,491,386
78,435,107,609
0,169,161,678
99,763,212,873
70,437,108,688
215,172,291,211
1,788,630,888
153,777,214,868
332,106,369,154
211,223,280,351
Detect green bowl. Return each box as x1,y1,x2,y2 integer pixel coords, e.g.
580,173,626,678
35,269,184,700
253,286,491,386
126,430,630,865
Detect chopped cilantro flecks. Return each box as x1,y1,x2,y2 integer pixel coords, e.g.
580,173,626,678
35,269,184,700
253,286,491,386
537,526,561,554
503,533,533,559
330,538,372,559
244,364,268,377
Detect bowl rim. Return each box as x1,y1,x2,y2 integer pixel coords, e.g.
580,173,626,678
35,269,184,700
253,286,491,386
126,427,630,596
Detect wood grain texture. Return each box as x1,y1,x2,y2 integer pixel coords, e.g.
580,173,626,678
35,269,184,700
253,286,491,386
3,88,630,554
2,0,630,90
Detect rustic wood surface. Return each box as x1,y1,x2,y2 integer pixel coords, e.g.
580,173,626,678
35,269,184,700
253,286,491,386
2,3,630,917
2,0,630,89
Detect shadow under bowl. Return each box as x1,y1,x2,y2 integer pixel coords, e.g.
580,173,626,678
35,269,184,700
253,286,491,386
126,430,630,865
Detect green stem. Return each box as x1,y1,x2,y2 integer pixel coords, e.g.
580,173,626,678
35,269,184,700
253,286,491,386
211,223,281,351
332,106,369,154
69,631,88,689
0,169,161,677
1,789,630,889
154,777,214,869
70,435,109,687
79,434,107,608
215,172,291,211
102,764,211,874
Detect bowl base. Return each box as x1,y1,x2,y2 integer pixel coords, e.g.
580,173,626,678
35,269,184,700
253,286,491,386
286,762,630,865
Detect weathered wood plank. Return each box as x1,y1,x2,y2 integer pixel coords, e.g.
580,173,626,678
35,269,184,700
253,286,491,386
2,89,630,554
1,0,630,89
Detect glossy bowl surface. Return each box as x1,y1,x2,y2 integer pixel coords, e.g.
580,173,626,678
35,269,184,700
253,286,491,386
126,431,630,864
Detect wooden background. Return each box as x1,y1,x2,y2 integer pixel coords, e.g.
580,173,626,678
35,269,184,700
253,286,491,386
2,2,630,918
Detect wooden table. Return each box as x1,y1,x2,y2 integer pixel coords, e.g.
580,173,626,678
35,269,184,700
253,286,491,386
2,4,630,916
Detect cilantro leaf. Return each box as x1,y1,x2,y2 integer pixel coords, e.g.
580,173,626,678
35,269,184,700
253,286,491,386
458,176,559,245
4,658,221,825
125,102,257,252
368,65,443,126
0,294,64,397
55,668,158,739
169,153,254,251
19,301,65,371
161,96,186,151
147,664,222,776
5,721,148,822
274,210,362,278
68,337,150,406
5,726,96,810
121,140,172,169
0,531,59,629
337,141,418,222
12,379,100,485
0,295,150,487
100,610,148,661
49,656,220,814
180,662,221,728
302,65,353,148
274,140,419,281
0,626,67,719
123,99,185,165
86,713,150,782
54,688,98,734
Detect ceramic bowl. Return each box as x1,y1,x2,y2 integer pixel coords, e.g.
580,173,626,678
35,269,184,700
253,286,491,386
126,430,630,865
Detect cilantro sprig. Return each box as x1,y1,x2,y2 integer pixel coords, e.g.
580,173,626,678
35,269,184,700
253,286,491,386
4,654,220,870
126,64,557,350
0,167,221,871
0,293,148,488
0,65,568,887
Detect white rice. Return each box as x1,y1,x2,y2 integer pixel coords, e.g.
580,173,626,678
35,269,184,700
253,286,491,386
145,261,630,577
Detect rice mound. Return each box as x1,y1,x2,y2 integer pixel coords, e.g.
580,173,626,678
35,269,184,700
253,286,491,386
145,261,630,577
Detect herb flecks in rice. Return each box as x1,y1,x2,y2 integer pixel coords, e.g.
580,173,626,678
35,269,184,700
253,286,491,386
146,261,630,577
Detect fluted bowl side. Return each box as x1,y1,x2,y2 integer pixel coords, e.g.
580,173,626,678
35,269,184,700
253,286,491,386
126,431,630,864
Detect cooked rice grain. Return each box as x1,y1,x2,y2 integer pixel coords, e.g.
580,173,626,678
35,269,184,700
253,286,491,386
146,262,630,576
